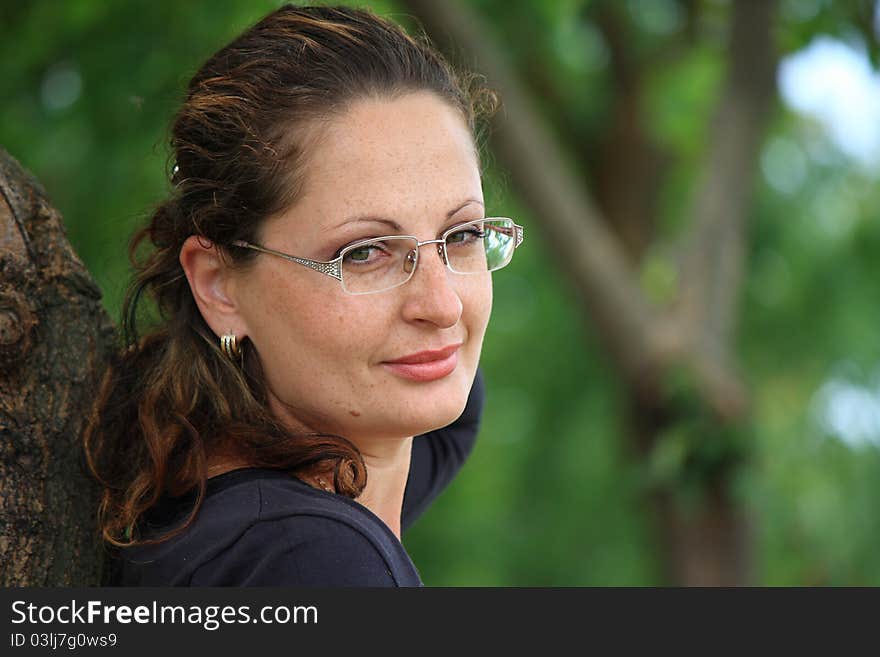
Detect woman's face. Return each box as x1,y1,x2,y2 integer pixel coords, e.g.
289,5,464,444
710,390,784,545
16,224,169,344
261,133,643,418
231,91,492,444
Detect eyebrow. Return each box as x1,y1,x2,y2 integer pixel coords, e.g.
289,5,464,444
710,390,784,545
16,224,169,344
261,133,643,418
332,198,484,232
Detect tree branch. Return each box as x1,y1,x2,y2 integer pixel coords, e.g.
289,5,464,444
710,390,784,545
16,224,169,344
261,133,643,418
675,0,778,416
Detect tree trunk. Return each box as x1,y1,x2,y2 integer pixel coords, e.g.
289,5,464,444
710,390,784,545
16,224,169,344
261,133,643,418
0,148,115,585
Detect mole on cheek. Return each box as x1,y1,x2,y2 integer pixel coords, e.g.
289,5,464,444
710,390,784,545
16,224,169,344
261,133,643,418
349,410,361,417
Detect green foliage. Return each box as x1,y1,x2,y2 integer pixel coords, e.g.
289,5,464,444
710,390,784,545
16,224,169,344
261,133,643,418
3,0,880,585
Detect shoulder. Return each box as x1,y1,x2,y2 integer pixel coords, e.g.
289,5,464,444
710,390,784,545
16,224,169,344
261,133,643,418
120,469,420,587
191,513,401,586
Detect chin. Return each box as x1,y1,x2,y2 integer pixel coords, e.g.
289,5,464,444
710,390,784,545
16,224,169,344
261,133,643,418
389,367,473,434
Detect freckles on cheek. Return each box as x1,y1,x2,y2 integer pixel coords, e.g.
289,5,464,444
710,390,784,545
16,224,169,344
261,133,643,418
461,275,493,324
249,272,322,352
285,297,380,377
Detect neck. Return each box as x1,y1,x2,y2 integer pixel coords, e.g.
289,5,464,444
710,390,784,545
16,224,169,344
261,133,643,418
263,392,413,539
353,437,413,540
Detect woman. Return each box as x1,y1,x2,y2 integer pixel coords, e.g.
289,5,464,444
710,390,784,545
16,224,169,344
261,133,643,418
85,4,523,586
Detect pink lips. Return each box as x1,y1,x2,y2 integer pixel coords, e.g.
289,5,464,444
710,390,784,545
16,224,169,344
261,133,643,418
382,343,462,382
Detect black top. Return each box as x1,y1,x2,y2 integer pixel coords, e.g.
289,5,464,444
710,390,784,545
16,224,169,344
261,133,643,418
116,369,484,587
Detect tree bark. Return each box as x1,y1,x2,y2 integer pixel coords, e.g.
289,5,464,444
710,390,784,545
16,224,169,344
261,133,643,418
0,148,115,585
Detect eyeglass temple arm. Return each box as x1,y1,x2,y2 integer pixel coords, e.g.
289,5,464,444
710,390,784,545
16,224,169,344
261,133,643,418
230,240,343,281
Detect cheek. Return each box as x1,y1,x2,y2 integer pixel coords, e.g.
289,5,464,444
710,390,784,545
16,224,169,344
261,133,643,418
244,269,389,375
462,273,493,335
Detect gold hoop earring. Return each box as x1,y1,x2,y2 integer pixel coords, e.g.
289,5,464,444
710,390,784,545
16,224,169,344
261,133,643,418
220,332,241,360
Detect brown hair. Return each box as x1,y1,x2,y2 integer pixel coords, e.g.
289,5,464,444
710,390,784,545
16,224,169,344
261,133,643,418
83,4,497,547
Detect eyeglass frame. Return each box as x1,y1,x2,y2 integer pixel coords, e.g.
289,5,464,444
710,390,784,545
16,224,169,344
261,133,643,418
230,217,524,295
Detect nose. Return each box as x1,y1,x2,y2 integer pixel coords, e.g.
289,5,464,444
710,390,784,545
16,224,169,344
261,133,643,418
399,241,462,328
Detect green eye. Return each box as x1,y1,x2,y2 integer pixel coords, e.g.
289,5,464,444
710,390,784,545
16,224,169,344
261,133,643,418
447,228,484,245
343,242,392,266
348,246,372,262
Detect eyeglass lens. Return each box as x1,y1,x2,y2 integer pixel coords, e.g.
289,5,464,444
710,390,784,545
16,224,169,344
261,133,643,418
340,219,516,294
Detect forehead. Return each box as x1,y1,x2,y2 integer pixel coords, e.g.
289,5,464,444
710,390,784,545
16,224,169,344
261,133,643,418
270,92,483,240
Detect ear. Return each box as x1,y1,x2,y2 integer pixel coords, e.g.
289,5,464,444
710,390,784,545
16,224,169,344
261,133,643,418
179,235,248,340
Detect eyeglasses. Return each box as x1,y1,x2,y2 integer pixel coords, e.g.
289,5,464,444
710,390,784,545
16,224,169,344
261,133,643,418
232,217,524,295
